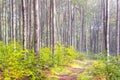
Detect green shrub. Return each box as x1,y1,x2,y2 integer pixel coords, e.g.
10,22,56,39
90,55,120,80
94,54,106,61
54,44,66,65
106,58,120,80
0,42,42,80
55,44,77,66
0,42,79,80
51,65,70,75
76,53,87,60
65,46,77,62
77,72,93,80
90,61,106,75
40,47,53,68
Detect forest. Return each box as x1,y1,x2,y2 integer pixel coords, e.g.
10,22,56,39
0,0,120,80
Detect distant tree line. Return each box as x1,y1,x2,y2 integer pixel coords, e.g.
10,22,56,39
0,0,120,58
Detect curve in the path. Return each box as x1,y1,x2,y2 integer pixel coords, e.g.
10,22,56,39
58,68,85,80
58,62,92,80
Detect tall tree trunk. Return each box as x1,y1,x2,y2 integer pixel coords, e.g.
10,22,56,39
116,0,120,57
68,0,72,46
50,0,56,54
80,8,84,52
12,0,16,50
21,0,27,57
28,0,32,49
103,0,107,54
33,0,40,57
106,0,110,60
0,22,2,41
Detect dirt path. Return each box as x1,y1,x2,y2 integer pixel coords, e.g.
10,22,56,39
58,68,85,80
58,62,92,80
43,60,93,80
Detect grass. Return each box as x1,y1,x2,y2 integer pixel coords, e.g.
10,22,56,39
68,60,84,68
44,59,94,80
77,72,93,80
50,66,71,75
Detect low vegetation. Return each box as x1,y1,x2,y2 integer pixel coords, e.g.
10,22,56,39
0,42,79,80
90,56,120,80
0,42,120,80
78,54,120,80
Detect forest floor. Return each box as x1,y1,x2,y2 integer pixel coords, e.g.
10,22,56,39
43,60,93,80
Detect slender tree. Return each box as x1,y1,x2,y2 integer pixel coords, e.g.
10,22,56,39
103,0,108,55
106,0,110,60
50,0,56,54
116,0,120,57
33,0,40,57
21,0,27,57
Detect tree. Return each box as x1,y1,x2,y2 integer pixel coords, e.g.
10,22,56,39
0,0,119,57
80,8,84,52
50,0,56,54
116,0,120,57
103,0,109,60
106,0,110,60
0,0,3,41
33,0,40,57
21,0,27,56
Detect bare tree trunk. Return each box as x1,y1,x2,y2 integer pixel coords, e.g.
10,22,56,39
80,8,84,52
116,0,120,57
50,0,56,54
103,0,107,54
28,0,32,49
0,17,2,40
68,0,72,46
21,0,27,57
106,0,110,61
33,0,40,57
12,0,16,50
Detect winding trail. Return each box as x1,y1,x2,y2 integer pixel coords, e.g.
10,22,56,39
43,60,93,80
58,61,92,80
58,68,85,80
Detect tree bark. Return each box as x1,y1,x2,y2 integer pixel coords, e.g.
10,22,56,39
33,0,40,57
21,0,27,57
116,0,120,57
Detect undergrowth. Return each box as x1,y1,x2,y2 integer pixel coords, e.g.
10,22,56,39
0,42,79,80
1,41,120,80
88,54,120,80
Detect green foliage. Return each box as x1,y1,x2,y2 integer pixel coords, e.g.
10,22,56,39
55,44,77,66
90,55,120,80
51,66,70,75
106,57,120,80
76,53,87,60
77,72,93,80
94,54,107,61
65,46,77,62
86,53,106,61
39,43,78,67
40,47,53,68
54,44,66,65
90,61,106,76
0,42,42,80
0,42,79,80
